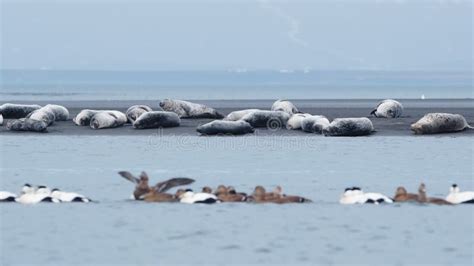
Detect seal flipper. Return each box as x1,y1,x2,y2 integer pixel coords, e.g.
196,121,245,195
370,109,377,117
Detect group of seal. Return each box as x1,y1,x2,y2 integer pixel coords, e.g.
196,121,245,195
1,184,92,204
0,103,69,132
340,183,474,205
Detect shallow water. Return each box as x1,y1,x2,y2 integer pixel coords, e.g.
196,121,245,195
1,135,473,265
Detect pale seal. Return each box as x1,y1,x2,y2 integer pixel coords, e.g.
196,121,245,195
271,100,298,115
0,103,41,118
132,111,180,129
196,120,254,135
26,106,56,126
73,109,101,126
126,105,153,123
241,110,291,129
0,114,3,126
223,109,260,121
44,104,69,121
159,99,224,119
6,118,48,132
286,113,312,130
323,117,374,136
370,99,403,118
90,111,127,129
301,115,330,134
410,113,473,134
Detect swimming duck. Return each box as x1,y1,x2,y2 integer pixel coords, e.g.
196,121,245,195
0,191,17,202
417,183,452,205
445,184,474,204
118,171,195,202
214,185,247,202
16,188,60,204
178,189,219,204
51,188,92,203
393,186,418,202
249,186,311,203
339,187,393,205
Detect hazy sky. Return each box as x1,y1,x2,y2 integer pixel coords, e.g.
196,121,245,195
1,0,472,71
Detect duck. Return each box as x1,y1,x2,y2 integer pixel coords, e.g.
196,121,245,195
50,188,92,203
417,183,452,205
178,189,220,204
340,187,393,205
118,171,195,202
16,188,60,204
0,191,17,202
445,184,474,204
214,185,248,202
21,183,37,194
249,186,311,203
393,186,418,202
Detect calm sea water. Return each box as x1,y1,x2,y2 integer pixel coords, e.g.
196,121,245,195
1,136,472,265
1,70,472,101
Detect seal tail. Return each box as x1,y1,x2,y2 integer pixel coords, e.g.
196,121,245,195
467,124,474,130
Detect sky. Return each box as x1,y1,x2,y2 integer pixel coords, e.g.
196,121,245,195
1,0,472,71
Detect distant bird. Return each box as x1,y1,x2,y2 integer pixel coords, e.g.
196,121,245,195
0,191,17,202
340,187,393,205
421,94,426,100
51,188,92,203
178,189,219,204
118,171,194,202
249,186,311,203
445,184,474,204
393,186,418,202
16,187,60,204
214,185,247,202
417,183,452,205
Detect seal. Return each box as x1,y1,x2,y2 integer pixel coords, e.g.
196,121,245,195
0,114,3,126
370,99,403,118
410,113,473,134
44,104,69,121
159,99,224,119
0,103,41,118
90,111,127,129
301,115,330,133
73,109,101,126
286,113,312,130
271,100,298,114
223,109,260,121
132,111,180,129
241,110,290,129
196,120,254,135
26,106,56,126
6,118,48,132
126,105,153,123
323,117,374,136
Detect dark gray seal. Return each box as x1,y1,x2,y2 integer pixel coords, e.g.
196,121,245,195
126,105,153,123
411,113,473,134
370,99,403,118
159,99,224,119
0,103,41,119
196,120,254,135
132,111,180,129
26,107,56,126
323,117,374,136
6,118,48,132
241,110,290,129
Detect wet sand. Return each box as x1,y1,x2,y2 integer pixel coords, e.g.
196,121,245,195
1,99,473,136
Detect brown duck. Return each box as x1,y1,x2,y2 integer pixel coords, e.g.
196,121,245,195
417,183,452,205
248,186,311,203
393,186,418,202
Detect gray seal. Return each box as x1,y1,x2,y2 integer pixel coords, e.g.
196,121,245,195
223,109,260,121
159,99,224,119
126,105,153,123
301,115,330,134
271,100,298,114
197,120,254,135
0,103,41,119
411,113,473,134
26,106,56,126
90,111,127,129
6,118,48,132
241,110,291,129
0,114,3,126
132,111,180,129
73,109,101,126
323,117,374,136
44,104,69,121
370,99,403,118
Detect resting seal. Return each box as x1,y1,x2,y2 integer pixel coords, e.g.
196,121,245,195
370,99,403,118
286,113,312,130
0,114,3,126
90,111,127,129
411,113,473,134
44,104,69,121
271,100,298,115
126,105,153,123
132,111,180,129
26,106,56,126
223,109,260,121
301,115,330,134
0,103,41,118
323,117,374,136
6,118,48,132
73,109,101,126
159,99,224,119
241,110,290,129
196,120,254,135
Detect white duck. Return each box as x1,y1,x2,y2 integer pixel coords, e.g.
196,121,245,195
0,191,17,202
446,184,474,204
51,188,92,203
16,185,60,204
179,189,219,204
340,187,393,205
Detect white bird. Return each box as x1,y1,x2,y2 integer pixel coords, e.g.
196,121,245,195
51,188,92,203
340,187,393,205
21,183,37,194
0,191,17,202
179,190,219,204
446,184,474,204
16,185,60,204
